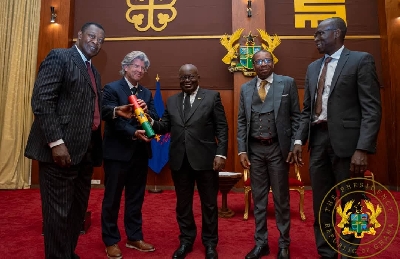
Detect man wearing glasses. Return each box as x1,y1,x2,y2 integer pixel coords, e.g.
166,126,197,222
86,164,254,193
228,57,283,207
293,17,381,259
237,50,301,259
101,51,159,259
148,64,228,259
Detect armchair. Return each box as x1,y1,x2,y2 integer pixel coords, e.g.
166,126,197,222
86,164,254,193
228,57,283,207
243,164,306,221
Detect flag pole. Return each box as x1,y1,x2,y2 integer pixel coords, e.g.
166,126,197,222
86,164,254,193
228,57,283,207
148,74,163,194
148,171,163,193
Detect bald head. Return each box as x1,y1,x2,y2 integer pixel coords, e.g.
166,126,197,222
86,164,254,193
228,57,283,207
179,64,198,73
179,64,200,94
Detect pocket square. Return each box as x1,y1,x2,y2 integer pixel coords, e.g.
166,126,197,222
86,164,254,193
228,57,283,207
282,94,289,97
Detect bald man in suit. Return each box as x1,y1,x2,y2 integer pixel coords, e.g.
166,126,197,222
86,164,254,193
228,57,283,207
150,64,228,259
293,17,381,259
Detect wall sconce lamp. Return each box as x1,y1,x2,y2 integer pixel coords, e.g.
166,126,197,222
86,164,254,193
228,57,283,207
50,6,57,23
247,0,252,18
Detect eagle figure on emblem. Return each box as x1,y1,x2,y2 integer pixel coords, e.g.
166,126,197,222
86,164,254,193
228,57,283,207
336,200,354,228
220,28,244,65
257,29,281,64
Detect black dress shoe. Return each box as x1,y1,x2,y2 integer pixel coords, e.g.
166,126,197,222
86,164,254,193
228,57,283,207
277,248,290,259
245,245,270,259
205,246,218,259
172,244,193,259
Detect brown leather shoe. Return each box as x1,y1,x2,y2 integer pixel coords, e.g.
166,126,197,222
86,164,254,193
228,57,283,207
126,240,155,252
105,244,122,259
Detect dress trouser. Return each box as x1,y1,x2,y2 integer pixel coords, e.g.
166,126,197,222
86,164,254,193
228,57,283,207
171,153,219,247
101,151,148,246
309,124,361,259
248,140,291,248
39,150,94,259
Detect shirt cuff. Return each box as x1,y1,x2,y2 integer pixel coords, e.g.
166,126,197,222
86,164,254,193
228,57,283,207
216,155,226,160
113,107,117,119
49,139,64,148
294,140,302,146
238,152,246,156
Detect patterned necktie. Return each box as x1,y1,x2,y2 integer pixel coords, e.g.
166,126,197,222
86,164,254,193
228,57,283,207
183,93,191,119
258,80,268,102
315,57,332,116
85,61,100,130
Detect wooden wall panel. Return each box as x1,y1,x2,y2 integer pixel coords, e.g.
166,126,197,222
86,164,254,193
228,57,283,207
377,0,400,190
93,40,233,90
31,0,399,189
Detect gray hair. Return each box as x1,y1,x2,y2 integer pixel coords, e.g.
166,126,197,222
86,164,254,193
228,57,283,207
119,51,150,75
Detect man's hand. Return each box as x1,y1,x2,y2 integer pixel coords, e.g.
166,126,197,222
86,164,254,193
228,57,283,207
145,113,153,123
350,150,368,177
134,130,152,142
137,99,148,113
213,157,226,171
51,143,71,167
286,152,294,164
115,104,134,119
292,144,304,166
239,153,251,169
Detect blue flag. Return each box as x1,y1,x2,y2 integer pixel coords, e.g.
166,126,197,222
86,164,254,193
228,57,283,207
148,80,170,174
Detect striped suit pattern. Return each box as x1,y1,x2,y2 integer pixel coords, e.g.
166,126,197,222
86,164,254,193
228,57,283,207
25,46,103,259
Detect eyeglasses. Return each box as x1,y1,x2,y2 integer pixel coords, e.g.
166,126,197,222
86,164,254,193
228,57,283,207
314,28,337,38
129,63,147,72
179,75,198,81
254,58,273,66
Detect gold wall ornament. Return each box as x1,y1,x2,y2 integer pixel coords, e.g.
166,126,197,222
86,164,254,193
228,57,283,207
220,30,281,77
220,28,244,65
257,29,281,64
126,0,177,32
294,0,346,28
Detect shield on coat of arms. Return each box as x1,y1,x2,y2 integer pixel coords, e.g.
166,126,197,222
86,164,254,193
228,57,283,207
239,45,262,70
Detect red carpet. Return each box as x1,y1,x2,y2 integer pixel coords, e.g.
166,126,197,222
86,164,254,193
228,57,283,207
0,189,398,258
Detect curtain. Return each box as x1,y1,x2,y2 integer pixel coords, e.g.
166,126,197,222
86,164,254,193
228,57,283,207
0,0,41,189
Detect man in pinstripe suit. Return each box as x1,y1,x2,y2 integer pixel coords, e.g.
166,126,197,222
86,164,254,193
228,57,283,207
25,22,105,259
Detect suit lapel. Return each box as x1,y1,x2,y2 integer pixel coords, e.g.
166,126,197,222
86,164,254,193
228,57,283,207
329,48,350,95
71,47,93,92
120,78,132,100
186,88,205,121
272,74,284,120
245,77,257,121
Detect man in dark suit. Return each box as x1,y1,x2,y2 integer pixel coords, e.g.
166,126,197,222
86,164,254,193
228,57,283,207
293,17,382,259
149,64,228,259
101,51,159,259
237,50,301,259
24,22,105,259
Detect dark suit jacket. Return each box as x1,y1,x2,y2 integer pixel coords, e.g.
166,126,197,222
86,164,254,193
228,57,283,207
152,88,228,171
25,46,103,166
237,74,301,159
101,78,158,161
295,48,382,157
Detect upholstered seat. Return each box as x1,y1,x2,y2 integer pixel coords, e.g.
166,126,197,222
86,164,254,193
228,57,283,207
243,164,306,221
